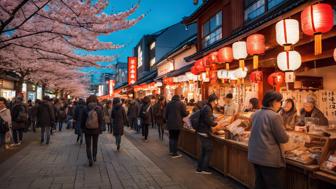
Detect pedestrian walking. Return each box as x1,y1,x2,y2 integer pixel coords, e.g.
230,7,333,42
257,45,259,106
11,96,27,145
139,96,152,141
81,95,104,167
0,97,12,150
196,94,224,174
103,100,113,133
74,98,85,144
30,100,40,132
127,99,139,131
153,96,166,141
37,96,55,144
57,105,67,131
248,91,289,189
111,98,128,151
165,95,188,158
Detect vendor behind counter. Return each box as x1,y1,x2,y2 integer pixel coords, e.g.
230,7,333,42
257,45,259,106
297,96,329,126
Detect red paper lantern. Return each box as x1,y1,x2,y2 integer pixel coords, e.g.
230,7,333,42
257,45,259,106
191,66,200,75
194,59,205,72
163,77,173,85
207,52,218,65
301,3,334,55
250,71,263,83
267,72,285,92
217,47,233,70
247,34,265,69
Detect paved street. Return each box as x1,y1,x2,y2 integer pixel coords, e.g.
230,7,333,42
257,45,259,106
0,129,244,189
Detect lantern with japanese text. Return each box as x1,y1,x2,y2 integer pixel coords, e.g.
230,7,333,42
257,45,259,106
250,71,263,83
233,41,248,70
267,72,285,92
275,19,300,51
217,47,234,70
247,34,265,69
194,59,206,72
301,3,334,55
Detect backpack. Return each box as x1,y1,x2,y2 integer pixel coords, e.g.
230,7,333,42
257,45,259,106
16,105,28,122
58,109,66,119
0,117,9,133
85,109,99,129
189,109,202,131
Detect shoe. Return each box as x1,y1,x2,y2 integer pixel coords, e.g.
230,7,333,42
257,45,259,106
195,170,212,175
89,160,93,167
171,154,182,159
117,145,120,151
93,157,96,162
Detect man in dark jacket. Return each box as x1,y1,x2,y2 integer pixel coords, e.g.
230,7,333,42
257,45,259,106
165,95,189,158
127,99,139,130
37,96,55,144
139,96,152,141
111,98,128,151
73,98,86,144
196,94,223,174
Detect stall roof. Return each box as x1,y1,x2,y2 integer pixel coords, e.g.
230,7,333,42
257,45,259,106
167,63,194,78
184,0,308,62
134,70,157,85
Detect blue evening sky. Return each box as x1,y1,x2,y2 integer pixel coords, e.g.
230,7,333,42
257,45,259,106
83,0,200,76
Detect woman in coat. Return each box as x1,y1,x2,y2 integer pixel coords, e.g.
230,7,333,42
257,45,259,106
81,95,104,167
111,98,128,151
279,98,297,130
139,96,152,141
297,96,329,126
103,100,113,133
248,91,289,189
152,96,166,141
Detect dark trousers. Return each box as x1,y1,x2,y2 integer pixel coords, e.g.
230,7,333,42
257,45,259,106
157,123,164,141
142,124,149,139
31,119,36,132
58,122,63,131
107,123,112,133
115,135,121,146
253,164,285,189
41,126,51,144
12,128,24,144
169,130,180,155
85,134,99,161
197,135,213,171
129,117,136,130
0,133,5,148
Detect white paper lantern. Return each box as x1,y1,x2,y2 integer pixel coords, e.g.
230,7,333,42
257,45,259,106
276,19,299,47
217,70,229,79
277,51,302,71
234,67,248,78
232,41,248,60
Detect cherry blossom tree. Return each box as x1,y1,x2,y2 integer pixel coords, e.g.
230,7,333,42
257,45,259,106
0,0,144,97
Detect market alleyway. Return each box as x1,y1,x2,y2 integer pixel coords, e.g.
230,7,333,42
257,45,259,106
0,128,244,189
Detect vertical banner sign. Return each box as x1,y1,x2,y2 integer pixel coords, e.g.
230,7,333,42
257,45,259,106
128,57,138,85
109,80,115,96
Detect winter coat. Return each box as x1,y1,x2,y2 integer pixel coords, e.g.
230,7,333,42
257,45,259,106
111,104,128,136
81,103,104,135
36,101,55,128
248,107,289,168
165,96,189,130
11,103,27,129
198,103,217,134
279,108,297,130
140,103,153,125
57,106,67,122
74,103,85,134
297,107,329,126
152,102,166,125
103,106,112,124
0,108,12,127
127,101,139,119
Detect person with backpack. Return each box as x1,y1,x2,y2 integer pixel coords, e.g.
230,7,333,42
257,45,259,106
165,95,189,158
111,98,128,151
139,96,152,142
37,96,55,145
57,105,67,131
195,94,225,174
153,96,166,141
11,96,27,145
0,97,12,150
81,95,104,167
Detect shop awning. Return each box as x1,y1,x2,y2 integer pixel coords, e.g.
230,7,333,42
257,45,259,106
114,82,128,90
134,70,157,85
167,63,193,77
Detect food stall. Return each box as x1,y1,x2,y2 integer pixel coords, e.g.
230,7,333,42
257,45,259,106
177,1,336,188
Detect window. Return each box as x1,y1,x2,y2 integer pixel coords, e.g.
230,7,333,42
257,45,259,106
150,57,156,66
137,46,143,68
202,11,222,48
150,42,156,50
244,0,265,21
268,0,285,10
